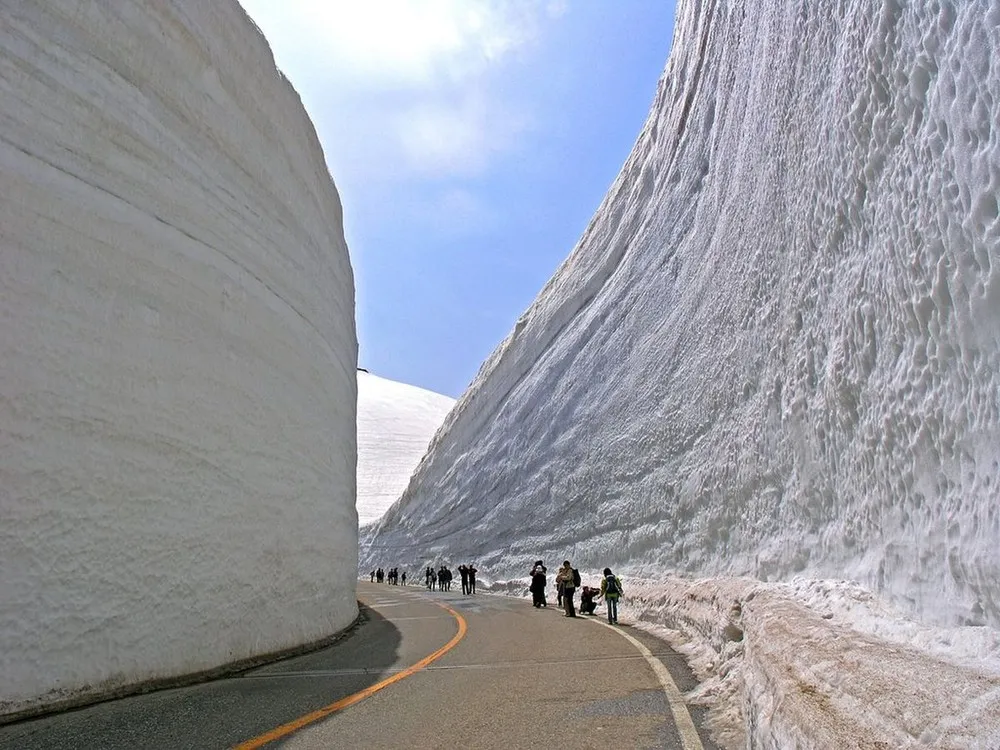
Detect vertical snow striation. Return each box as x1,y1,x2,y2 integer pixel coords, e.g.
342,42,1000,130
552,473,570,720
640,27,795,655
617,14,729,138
0,1,357,718
357,371,455,526
363,0,1000,629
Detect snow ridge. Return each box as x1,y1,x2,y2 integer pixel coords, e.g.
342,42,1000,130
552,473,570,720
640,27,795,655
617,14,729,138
363,0,1000,637
1,0,357,718
357,371,454,526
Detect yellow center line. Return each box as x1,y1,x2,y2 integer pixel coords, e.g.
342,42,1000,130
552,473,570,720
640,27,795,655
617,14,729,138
232,600,468,749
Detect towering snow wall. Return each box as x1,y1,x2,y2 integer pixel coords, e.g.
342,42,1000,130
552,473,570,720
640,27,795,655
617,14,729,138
363,0,1000,629
357,371,455,526
0,1,357,718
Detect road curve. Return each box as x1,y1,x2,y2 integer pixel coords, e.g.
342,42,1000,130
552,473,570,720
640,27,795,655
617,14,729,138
0,582,719,749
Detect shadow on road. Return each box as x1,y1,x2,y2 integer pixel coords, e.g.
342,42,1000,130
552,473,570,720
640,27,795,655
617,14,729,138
0,603,403,750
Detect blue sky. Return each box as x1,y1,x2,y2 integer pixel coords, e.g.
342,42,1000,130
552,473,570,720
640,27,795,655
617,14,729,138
238,1,676,398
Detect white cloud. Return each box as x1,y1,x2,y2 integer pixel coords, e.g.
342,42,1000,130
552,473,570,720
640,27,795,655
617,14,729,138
395,96,530,177
239,0,564,180
241,0,551,89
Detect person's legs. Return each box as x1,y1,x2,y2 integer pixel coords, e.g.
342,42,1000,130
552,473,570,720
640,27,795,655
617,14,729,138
564,588,575,616
607,597,618,623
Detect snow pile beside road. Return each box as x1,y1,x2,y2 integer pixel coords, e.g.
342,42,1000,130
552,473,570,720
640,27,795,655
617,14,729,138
621,577,1000,749
357,371,455,526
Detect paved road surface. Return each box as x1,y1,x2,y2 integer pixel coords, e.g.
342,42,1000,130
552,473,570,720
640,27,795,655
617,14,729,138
0,582,719,749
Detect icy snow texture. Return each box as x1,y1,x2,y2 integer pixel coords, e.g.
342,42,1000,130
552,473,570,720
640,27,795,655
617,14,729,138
0,0,357,718
357,371,455,526
364,0,1000,633
590,576,1000,749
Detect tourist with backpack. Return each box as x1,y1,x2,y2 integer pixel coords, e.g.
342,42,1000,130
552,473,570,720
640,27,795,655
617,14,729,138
600,567,623,624
556,561,578,617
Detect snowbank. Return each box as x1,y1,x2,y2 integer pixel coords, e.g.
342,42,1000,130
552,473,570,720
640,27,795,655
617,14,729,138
0,0,357,719
357,371,454,526
625,577,1000,749
362,0,1000,631
489,574,1000,748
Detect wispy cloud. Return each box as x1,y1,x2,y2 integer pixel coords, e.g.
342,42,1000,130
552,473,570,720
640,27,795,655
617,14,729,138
240,0,564,181
395,95,530,177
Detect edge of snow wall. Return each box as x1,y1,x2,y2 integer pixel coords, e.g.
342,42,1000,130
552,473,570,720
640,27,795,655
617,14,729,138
0,0,358,719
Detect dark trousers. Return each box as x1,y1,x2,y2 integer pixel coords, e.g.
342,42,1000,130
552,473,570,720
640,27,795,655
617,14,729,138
469,578,476,594
461,578,469,595
563,587,576,616
606,597,618,623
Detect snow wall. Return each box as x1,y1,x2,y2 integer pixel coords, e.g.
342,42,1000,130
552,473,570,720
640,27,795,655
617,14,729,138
357,371,455,527
0,1,358,718
363,0,1000,630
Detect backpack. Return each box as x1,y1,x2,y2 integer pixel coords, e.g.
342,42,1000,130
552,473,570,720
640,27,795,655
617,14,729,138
572,568,581,587
604,575,620,596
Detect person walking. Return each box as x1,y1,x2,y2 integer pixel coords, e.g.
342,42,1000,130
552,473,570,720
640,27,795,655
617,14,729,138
600,567,623,624
468,564,477,594
556,561,577,617
401,571,407,586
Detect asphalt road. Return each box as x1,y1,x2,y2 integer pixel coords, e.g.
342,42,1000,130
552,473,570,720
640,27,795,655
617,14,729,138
0,582,719,750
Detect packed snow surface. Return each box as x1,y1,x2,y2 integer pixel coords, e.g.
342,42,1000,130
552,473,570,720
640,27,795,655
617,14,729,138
364,0,1000,745
0,0,357,718
357,371,455,526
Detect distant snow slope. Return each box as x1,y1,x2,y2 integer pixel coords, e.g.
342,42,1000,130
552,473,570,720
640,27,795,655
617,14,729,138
363,0,1000,632
0,1,357,719
357,371,454,526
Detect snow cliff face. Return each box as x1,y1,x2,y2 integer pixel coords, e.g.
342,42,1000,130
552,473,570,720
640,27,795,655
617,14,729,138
0,1,357,717
357,371,455,526
363,0,1000,629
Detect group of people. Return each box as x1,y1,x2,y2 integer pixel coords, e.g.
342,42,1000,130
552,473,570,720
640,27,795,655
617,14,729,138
425,564,478,594
370,567,406,585
369,559,623,623
529,560,623,624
